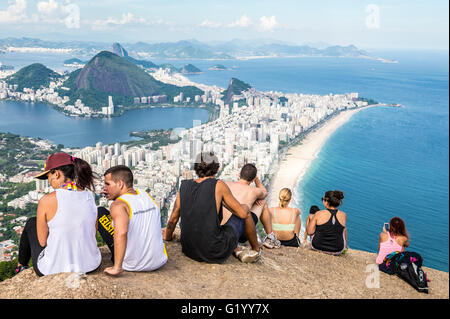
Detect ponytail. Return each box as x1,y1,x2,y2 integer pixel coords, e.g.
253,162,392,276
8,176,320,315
278,188,292,208
73,158,96,191
51,157,97,191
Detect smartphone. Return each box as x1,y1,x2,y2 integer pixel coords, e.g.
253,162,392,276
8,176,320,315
384,223,390,232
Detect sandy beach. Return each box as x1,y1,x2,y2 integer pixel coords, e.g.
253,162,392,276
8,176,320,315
267,106,374,208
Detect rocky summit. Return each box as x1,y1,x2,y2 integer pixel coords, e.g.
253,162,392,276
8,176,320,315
0,233,448,299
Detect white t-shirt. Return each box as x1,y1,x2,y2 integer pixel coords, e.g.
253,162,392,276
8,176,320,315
117,189,167,271
37,189,101,275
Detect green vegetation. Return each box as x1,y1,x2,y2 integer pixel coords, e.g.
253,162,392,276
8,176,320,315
358,97,379,105
0,258,18,282
0,132,58,177
222,78,252,104
5,63,61,92
57,51,204,110
209,64,228,70
126,129,181,149
125,56,158,69
181,64,202,74
0,202,38,243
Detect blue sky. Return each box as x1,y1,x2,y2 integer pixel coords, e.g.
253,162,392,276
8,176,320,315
0,0,448,49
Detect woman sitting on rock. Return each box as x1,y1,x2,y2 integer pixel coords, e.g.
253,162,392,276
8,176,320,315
15,152,101,276
376,217,409,264
269,188,302,247
307,190,348,255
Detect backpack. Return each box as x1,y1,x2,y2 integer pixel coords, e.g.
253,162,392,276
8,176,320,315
388,251,429,294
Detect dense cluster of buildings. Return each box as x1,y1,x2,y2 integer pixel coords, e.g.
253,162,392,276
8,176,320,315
3,87,367,223
66,90,365,222
0,68,368,262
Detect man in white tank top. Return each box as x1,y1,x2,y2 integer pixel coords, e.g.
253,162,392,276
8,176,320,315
98,165,167,276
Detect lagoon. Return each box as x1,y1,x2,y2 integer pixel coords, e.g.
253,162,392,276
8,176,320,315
0,100,210,148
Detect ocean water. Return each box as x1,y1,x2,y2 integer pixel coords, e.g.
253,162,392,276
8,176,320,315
1,50,448,271
181,51,449,271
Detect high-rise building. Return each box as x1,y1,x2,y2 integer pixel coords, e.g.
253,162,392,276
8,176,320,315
108,96,114,115
114,143,120,156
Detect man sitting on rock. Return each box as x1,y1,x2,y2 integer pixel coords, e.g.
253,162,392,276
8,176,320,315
98,165,168,275
163,151,261,263
220,163,281,249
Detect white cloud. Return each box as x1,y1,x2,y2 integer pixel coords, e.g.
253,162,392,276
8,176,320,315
0,0,28,23
199,19,222,28
35,0,80,29
61,2,80,29
259,15,278,31
228,14,251,28
37,0,58,15
91,12,155,30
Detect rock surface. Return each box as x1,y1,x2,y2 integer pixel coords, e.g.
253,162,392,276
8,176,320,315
0,236,448,299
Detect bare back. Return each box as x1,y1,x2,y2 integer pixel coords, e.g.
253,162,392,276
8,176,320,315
220,181,261,225
314,209,346,227
269,206,301,241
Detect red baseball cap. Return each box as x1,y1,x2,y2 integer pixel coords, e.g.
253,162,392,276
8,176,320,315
35,152,75,180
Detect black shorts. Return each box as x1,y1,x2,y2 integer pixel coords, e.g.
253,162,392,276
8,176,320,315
238,212,258,243
224,214,246,242
223,212,258,244
280,234,301,247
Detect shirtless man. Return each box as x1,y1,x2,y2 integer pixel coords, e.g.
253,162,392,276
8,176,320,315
221,163,281,249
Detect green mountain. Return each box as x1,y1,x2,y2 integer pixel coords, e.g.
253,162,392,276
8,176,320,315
181,64,202,74
63,58,86,65
58,51,203,109
5,63,61,91
209,64,228,71
222,78,251,104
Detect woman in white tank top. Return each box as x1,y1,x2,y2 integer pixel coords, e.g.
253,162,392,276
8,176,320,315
16,153,101,276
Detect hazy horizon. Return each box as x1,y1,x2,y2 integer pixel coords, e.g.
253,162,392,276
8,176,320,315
0,0,448,51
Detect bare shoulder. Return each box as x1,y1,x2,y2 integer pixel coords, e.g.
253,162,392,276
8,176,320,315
316,209,329,217
216,179,227,189
379,232,388,241
397,235,409,245
111,199,128,211
295,208,301,215
38,191,56,205
224,180,233,187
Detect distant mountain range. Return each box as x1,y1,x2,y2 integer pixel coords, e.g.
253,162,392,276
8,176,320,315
0,37,397,62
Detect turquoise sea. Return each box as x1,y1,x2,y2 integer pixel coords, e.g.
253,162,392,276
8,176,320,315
0,49,448,271
177,50,449,272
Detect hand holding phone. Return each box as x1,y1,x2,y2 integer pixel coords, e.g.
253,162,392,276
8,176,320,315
383,223,390,232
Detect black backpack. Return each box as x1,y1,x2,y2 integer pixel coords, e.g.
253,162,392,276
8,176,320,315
389,251,429,294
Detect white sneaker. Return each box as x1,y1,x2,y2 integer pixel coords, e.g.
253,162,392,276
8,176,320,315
263,232,281,249
236,248,261,263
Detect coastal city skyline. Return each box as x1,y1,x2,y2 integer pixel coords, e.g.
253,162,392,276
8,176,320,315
0,0,448,300
0,0,448,50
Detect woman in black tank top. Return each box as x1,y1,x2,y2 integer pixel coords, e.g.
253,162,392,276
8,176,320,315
307,190,348,254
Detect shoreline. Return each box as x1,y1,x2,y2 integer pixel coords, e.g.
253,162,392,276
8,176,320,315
267,105,375,208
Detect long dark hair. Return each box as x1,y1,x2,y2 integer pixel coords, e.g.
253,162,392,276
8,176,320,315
50,158,97,191
389,217,409,239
